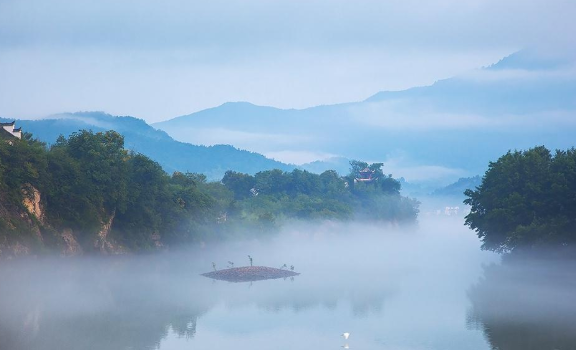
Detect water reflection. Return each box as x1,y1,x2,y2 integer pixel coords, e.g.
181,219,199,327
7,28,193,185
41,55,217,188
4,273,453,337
0,257,208,350
0,253,392,349
0,219,498,350
468,257,576,350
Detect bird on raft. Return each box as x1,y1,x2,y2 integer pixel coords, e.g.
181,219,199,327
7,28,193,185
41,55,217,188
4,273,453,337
342,332,350,340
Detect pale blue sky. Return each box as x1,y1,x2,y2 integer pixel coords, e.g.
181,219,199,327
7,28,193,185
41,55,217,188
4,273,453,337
0,0,574,122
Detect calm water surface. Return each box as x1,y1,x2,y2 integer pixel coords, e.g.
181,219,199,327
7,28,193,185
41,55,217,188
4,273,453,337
1,217,575,350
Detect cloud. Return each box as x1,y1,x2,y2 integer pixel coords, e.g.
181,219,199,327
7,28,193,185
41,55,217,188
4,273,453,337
0,0,575,121
459,65,576,83
384,162,468,183
347,100,576,131
1,0,574,51
263,151,339,165
164,127,312,151
348,101,493,130
363,154,469,183
0,46,507,122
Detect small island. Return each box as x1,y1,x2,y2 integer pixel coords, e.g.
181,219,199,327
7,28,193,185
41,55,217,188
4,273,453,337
202,266,300,282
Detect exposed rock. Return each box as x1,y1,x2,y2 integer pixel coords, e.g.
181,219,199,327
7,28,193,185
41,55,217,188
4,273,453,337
93,211,125,254
0,191,43,259
0,237,31,259
202,266,300,282
1,187,135,258
31,226,43,243
11,241,30,257
21,184,44,224
151,232,164,249
60,229,82,256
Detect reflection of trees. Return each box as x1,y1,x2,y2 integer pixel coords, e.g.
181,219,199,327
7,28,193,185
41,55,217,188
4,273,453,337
0,259,209,350
250,286,389,317
0,254,395,350
467,258,576,350
13,305,199,350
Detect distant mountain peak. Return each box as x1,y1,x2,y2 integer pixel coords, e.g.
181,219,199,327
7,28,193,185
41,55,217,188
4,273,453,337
220,101,256,107
365,50,576,103
485,49,574,71
10,112,294,179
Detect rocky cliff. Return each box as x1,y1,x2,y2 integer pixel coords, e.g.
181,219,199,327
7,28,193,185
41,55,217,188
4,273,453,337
0,185,125,259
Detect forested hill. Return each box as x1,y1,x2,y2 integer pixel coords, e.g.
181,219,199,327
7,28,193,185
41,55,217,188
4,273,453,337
0,112,294,179
0,131,419,258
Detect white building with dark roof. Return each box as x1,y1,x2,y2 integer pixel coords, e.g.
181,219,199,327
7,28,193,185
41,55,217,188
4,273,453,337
1,121,22,139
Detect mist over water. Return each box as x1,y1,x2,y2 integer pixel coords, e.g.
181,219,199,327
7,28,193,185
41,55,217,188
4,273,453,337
1,217,574,350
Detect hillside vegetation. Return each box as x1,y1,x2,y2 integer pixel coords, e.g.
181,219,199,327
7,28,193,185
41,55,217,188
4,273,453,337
465,146,576,253
0,131,418,258
222,160,418,223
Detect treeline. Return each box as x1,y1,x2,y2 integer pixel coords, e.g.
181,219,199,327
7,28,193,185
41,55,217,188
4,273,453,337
222,160,419,223
465,146,576,254
0,130,419,254
0,131,220,252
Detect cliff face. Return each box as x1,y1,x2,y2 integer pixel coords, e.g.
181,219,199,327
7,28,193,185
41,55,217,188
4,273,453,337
0,185,125,259
21,185,44,224
0,190,41,258
94,211,125,255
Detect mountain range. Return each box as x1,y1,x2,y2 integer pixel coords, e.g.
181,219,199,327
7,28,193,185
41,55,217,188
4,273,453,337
2,50,575,186
154,50,576,185
0,112,293,179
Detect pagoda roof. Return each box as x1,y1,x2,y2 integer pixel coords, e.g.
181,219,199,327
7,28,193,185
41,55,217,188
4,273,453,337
0,120,15,126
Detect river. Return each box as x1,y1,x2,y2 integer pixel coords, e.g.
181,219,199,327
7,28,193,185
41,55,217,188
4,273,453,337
1,217,574,350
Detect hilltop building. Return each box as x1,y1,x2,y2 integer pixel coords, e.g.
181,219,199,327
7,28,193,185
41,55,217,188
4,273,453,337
1,121,22,139
355,167,375,183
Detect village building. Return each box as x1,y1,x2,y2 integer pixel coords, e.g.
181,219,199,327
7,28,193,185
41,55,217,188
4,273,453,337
0,121,22,139
444,206,460,216
355,167,375,183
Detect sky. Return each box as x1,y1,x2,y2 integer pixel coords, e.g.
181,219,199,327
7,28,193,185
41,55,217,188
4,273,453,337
0,0,575,123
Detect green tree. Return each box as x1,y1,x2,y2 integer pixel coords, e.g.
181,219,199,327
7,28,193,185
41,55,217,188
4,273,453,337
112,153,172,250
254,169,290,195
222,171,255,199
65,130,128,214
464,146,576,252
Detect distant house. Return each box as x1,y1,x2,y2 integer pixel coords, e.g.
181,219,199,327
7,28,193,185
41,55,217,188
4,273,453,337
0,121,22,139
444,206,460,216
355,167,375,183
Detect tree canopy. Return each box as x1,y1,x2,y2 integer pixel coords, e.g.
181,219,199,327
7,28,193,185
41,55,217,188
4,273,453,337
464,146,576,253
221,161,418,223
1,132,420,255
1,130,219,252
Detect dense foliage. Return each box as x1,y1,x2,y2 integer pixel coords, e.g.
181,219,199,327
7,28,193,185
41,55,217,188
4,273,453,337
0,131,219,251
222,160,419,223
464,146,576,253
1,131,419,254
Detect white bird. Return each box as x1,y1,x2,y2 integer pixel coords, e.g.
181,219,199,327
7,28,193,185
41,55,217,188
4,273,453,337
341,344,349,349
342,332,350,340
